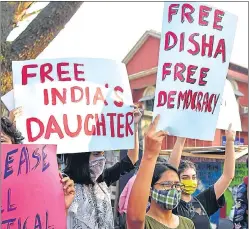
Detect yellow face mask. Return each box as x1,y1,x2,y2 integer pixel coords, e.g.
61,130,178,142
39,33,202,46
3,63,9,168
181,179,198,195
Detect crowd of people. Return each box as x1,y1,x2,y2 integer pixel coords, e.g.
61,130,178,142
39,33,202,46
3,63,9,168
1,106,248,229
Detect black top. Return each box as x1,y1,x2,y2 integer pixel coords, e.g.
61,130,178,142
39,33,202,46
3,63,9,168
97,155,136,186
173,185,225,229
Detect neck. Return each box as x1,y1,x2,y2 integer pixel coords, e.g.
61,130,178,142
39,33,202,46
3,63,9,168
181,192,192,202
147,201,174,223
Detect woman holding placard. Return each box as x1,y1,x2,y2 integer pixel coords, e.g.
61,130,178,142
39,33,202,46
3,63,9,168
64,106,142,229
126,115,195,229
168,124,236,229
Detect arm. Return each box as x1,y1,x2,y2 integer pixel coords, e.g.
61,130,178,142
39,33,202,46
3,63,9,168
214,124,236,200
127,124,139,165
127,115,167,229
168,137,186,168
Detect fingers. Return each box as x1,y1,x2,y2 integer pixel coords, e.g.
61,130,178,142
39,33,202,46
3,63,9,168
228,123,232,131
149,114,160,131
155,130,168,138
63,178,74,191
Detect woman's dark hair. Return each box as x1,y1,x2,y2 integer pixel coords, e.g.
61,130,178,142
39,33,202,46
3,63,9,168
63,152,94,185
178,160,197,176
1,117,24,144
151,158,179,187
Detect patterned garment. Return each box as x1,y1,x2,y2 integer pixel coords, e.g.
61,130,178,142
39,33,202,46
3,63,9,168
67,183,114,229
233,177,248,229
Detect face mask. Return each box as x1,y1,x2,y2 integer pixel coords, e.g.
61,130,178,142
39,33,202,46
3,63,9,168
89,156,106,181
151,188,181,210
181,179,198,195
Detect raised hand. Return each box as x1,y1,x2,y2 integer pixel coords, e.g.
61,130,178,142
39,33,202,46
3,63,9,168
144,114,167,159
225,123,236,142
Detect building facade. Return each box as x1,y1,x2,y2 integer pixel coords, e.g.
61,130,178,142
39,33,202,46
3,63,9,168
123,30,248,149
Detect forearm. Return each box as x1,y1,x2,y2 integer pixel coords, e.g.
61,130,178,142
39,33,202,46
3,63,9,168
223,140,235,180
214,140,235,199
168,137,186,168
127,155,157,228
127,124,139,165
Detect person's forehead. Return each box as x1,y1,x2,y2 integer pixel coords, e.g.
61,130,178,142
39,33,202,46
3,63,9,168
158,170,179,183
181,168,196,176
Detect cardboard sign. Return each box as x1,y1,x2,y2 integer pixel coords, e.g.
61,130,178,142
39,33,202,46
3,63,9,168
153,2,237,140
12,58,134,153
216,79,242,131
1,144,66,229
1,89,15,111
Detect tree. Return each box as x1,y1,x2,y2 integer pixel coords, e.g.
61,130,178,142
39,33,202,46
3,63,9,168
1,1,83,114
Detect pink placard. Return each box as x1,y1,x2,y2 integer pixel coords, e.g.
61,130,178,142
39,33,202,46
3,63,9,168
1,144,66,229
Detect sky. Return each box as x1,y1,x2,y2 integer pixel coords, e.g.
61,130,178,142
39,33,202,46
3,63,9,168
8,1,248,68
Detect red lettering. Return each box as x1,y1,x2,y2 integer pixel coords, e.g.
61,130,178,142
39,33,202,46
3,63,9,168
164,31,177,51
174,63,186,82
162,63,172,81
84,114,96,135
57,62,71,81
157,91,167,107
43,89,49,105
95,114,106,136
201,92,210,112
40,63,54,83
22,64,38,85
106,113,116,137
117,114,125,138
51,88,67,105
85,87,90,105
188,33,200,55
114,86,124,107
168,4,179,22
93,87,108,105
213,9,224,31
125,112,134,137
212,94,220,114
63,114,82,137
45,115,64,139
199,5,211,26
181,4,195,23
214,39,226,63
186,65,197,84
196,92,204,111
167,91,177,109
179,32,185,52
74,63,85,81
71,86,83,102
191,92,198,110
201,35,214,58
26,117,44,142
199,67,209,86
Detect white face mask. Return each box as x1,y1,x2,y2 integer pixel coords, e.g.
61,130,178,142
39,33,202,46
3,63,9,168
89,156,106,181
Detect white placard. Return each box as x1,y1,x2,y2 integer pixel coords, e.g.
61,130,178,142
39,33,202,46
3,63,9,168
1,89,15,111
12,58,134,154
153,2,237,140
216,79,242,131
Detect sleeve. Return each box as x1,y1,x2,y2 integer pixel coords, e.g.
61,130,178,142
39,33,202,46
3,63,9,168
233,182,248,225
196,185,225,217
97,155,136,186
118,181,129,213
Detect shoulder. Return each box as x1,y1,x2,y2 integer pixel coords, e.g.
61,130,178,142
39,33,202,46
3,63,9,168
179,215,194,226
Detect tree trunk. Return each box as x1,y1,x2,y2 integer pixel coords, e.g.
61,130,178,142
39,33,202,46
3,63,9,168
1,1,83,97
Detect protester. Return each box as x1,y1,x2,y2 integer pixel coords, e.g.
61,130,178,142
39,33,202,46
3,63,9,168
233,158,248,229
168,124,236,229
127,115,195,229
64,107,142,229
118,137,186,229
1,116,76,213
